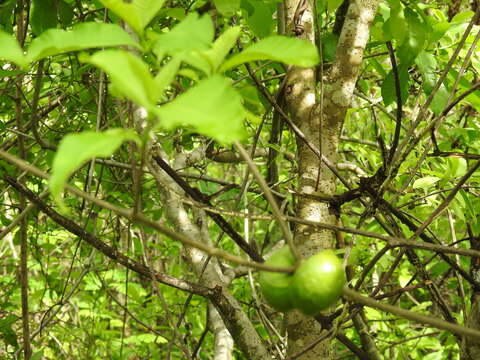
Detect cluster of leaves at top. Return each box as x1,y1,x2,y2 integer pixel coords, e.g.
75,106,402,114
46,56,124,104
259,247,346,315
0,1,320,212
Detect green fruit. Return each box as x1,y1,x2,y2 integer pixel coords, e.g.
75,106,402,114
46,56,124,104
259,246,295,312
291,250,346,315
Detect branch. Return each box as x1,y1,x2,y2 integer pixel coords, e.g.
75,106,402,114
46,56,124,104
0,149,292,273
343,287,480,340
3,174,210,296
152,154,263,263
3,175,273,359
385,41,403,167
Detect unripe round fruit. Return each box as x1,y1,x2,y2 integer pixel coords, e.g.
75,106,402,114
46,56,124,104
291,250,345,315
259,246,295,312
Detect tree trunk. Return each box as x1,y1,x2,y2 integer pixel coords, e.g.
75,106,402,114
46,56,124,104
283,1,380,358
461,234,480,359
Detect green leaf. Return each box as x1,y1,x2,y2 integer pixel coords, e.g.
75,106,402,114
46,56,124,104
451,11,475,24
204,26,241,72
155,75,246,144
322,33,338,62
30,0,58,35
386,5,407,44
152,13,214,57
213,0,241,16
415,51,450,115
368,58,387,77
220,36,319,71
381,65,409,106
58,0,75,27
429,21,450,43
429,83,449,115
49,129,140,212
27,22,139,62
0,0,16,32
396,8,426,65
124,333,167,345
174,25,240,75
30,351,44,360
327,0,343,12
154,57,182,95
0,68,23,77
415,50,437,93
447,157,467,178
0,31,28,68
82,50,157,109
447,70,480,113
244,0,275,38
99,0,165,35
0,315,19,348
412,176,440,190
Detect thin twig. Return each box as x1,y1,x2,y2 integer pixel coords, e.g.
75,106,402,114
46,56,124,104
342,287,480,340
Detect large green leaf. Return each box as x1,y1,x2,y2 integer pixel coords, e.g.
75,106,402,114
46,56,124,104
82,50,157,109
26,22,139,62
396,8,426,65
243,0,275,38
203,26,241,73
49,129,139,212
30,0,58,35
386,4,407,44
155,75,246,144
100,0,165,35
0,31,28,68
220,36,319,71
152,13,214,58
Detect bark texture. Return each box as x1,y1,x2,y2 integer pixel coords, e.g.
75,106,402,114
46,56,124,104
283,1,379,358
462,234,480,359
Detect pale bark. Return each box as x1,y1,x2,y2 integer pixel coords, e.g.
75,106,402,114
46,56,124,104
283,1,380,358
209,304,234,360
148,145,271,359
461,294,480,360
461,234,480,360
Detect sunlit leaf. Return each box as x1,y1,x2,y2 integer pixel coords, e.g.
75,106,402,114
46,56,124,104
412,176,440,190
82,49,157,109
155,75,246,144
203,26,241,72
152,13,213,58
27,22,139,62
100,0,165,34
0,31,27,68
220,36,319,71
49,129,140,212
